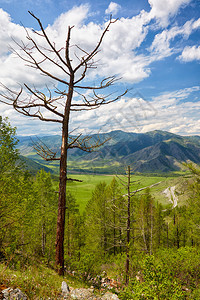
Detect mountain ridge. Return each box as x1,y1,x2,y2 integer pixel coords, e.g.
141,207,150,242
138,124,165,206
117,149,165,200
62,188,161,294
17,130,200,174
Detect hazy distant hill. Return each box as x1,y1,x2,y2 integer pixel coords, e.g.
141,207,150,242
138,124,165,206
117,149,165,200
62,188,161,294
18,155,53,174
17,130,200,174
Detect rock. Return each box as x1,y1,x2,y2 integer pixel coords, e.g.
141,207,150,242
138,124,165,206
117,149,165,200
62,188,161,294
68,288,119,300
62,281,70,296
0,284,119,300
70,288,94,299
101,292,119,300
1,288,27,300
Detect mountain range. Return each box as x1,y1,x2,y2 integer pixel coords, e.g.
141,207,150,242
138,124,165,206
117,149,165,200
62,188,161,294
17,130,200,174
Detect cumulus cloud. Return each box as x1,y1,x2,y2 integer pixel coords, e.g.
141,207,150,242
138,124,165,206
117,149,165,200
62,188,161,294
105,2,121,16
149,18,200,60
148,0,192,27
0,3,199,136
178,45,200,62
67,86,200,136
0,3,198,90
2,84,200,136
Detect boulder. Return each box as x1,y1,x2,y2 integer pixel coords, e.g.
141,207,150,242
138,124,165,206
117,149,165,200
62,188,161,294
101,292,119,300
1,288,27,300
70,288,94,299
61,281,70,297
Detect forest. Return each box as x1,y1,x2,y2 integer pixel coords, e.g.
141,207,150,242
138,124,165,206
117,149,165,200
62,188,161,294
0,116,200,299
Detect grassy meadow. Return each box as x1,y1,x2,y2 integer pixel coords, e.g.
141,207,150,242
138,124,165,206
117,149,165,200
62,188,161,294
54,173,183,213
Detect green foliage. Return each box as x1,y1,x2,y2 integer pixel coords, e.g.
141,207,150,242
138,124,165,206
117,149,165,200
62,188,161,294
119,255,186,300
0,262,71,299
0,169,58,267
65,251,102,281
0,117,31,260
60,174,169,213
85,181,108,254
0,116,19,176
65,191,84,257
120,247,200,299
22,169,57,262
156,247,200,292
186,164,200,246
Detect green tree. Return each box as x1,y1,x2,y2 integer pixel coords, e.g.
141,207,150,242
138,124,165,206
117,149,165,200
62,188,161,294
185,164,200,246
0,116,19,177
0,116,24,259
136,189,154,254
23,170,57,262
154,202,166,249
65,191,80,257
85,182,109,256
106,177,125,255
119,255,186,300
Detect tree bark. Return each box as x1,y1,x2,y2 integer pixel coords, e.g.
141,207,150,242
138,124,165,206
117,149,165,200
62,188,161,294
55,122,68,275
55,77,74,275
125,166,131,284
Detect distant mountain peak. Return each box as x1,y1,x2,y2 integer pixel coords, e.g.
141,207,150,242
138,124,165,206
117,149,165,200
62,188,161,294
17,130,200,174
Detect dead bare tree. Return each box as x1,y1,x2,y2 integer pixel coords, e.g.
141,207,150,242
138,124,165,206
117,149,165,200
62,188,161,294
0,12,127,275
116,168,161,284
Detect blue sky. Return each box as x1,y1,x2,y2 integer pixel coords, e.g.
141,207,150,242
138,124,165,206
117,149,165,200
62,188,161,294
0,0,199,136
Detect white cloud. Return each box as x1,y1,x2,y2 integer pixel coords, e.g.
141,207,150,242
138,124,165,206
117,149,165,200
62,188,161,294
105,2,121,16
67,86,200,136
149,18,200,61
2,85,200,136
49,4,89,31
179,45,200,62
148,0,192,27
0,3,199,136
145,87,200,135
0,3,197,90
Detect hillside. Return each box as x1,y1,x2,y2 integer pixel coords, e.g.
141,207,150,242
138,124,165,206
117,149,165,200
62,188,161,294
18,155,53,174
17,130,200,174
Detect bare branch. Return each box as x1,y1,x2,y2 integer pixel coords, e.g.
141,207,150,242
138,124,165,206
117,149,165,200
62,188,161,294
122,181,162,197
28,11,72,71
71,88,128,111
24,84,65,118
68,134,111,152
24,27,71,77
74,16,118,73
31,136,60,161
67,177,83,182
74,75,121,90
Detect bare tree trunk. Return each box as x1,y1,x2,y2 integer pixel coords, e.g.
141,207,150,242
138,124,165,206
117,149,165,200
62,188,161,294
176,222,180,249
113,192,116,255
113,208,116,255
150,201,153,255
67,206,70,256
166,222,169,248
55,123,68,275
125,166,131,285
55,78,74,275
141,217,148,253
42,222,46,256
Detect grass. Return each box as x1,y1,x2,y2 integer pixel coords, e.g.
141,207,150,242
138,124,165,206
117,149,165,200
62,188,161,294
0,263,63,299
54,174,116,213
0,262,87,299
54,173,176,213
